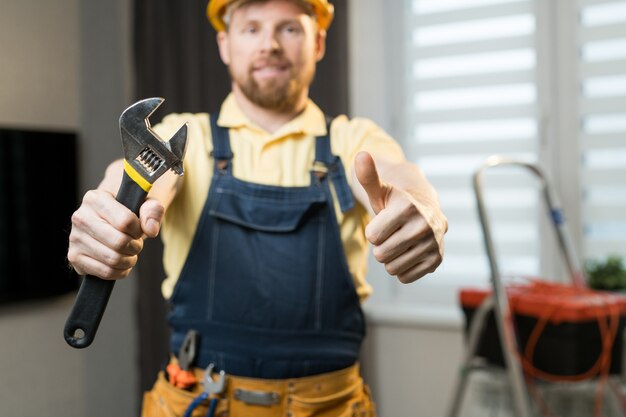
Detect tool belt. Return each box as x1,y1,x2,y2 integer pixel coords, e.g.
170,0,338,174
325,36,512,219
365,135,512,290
141,361,376,417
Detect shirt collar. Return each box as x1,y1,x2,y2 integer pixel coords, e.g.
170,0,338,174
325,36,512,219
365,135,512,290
217,93,328,139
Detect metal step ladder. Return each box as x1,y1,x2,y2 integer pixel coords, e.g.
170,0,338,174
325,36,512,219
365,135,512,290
447,155,626,417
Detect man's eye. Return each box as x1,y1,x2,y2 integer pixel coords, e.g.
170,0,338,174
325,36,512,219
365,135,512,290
283,25,300,34
243,26,257,34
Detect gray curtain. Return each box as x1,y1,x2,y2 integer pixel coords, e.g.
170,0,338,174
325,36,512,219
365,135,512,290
132,0,350,395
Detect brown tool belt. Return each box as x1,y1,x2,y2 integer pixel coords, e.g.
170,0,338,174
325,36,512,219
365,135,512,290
142,361,376,417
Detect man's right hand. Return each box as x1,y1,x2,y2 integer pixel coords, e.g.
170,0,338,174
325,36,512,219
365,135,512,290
67,188,165,280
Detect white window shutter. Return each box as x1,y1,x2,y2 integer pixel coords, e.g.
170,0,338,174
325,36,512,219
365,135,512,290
578,0,626,260
356,0,626,310
398,0,542,306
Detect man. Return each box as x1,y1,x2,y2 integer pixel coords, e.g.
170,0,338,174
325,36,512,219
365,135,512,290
67,0,447,415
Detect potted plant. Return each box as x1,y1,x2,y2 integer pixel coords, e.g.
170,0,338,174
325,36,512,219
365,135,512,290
586,255,626,291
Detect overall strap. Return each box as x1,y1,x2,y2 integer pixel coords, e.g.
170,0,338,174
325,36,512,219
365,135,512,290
209,113,233,173
313,117,355,213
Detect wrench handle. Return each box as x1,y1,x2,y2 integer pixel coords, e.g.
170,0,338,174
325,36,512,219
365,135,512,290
64,169,149,348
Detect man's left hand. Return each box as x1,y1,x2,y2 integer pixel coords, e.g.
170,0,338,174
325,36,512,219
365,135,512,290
355,151,446,283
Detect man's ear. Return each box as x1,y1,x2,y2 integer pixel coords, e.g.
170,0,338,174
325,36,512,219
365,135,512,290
216,31,231,65
315,29,327,62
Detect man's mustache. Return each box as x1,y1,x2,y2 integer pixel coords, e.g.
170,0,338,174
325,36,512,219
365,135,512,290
250,53,291,70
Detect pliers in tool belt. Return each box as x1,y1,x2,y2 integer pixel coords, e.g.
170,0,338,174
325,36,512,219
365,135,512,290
64,97,188,349
184,364,227,417
167,330,199,389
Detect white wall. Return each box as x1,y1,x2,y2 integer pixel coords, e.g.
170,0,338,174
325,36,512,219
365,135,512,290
0,0,137,416
361,310,464,417
0,1,84,416
0,0,79,129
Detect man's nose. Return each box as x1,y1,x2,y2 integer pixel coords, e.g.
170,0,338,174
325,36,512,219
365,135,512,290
259,30,281,53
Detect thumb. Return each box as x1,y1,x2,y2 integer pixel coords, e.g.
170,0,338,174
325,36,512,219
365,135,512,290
355,151,387,214
139,198,165,238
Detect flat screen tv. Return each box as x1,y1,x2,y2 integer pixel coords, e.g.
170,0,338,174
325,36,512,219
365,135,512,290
0,127,79,303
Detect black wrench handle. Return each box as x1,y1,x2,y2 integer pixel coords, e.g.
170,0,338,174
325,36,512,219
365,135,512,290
64,169,149,348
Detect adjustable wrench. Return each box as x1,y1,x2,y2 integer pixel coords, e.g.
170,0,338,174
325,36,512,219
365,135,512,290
64,97,188,349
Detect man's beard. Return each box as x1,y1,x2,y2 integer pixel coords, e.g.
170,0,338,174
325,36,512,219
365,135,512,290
230,55,315,112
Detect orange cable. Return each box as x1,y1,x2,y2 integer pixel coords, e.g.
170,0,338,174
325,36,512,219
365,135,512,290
507,282,621,417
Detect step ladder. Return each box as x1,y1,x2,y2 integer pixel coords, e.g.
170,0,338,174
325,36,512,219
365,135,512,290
447,155,626,417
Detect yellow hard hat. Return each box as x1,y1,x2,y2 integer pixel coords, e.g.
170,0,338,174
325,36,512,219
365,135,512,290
207,0,334,32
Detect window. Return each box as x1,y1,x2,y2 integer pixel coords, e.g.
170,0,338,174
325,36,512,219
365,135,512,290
351,0,626,311
579,0,626,259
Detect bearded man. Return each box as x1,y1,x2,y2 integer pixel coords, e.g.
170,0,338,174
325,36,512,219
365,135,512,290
67,1,448,415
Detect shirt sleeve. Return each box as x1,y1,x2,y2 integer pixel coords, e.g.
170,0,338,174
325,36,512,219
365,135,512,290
330,115,406,187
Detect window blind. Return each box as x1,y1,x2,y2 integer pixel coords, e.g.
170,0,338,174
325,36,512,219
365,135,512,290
578,0,626,260
360,0,626,309
399,0,542,306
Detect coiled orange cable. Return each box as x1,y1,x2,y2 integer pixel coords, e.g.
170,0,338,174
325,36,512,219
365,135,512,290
511,281,621,417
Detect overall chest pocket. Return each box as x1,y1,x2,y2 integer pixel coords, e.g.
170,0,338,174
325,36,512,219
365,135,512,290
209,186,326,232
207,186,328,330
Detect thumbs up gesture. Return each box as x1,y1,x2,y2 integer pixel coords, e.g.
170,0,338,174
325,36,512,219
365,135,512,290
355,151,447,283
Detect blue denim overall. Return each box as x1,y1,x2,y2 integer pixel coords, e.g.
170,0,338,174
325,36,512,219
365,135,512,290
167,114,365,379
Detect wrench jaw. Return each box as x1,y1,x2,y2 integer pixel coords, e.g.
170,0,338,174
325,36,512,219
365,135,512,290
120,123,188,184
165,123,188,176
119,97,188,186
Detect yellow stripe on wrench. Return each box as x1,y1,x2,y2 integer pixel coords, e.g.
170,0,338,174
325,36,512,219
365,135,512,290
124,160,153,192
